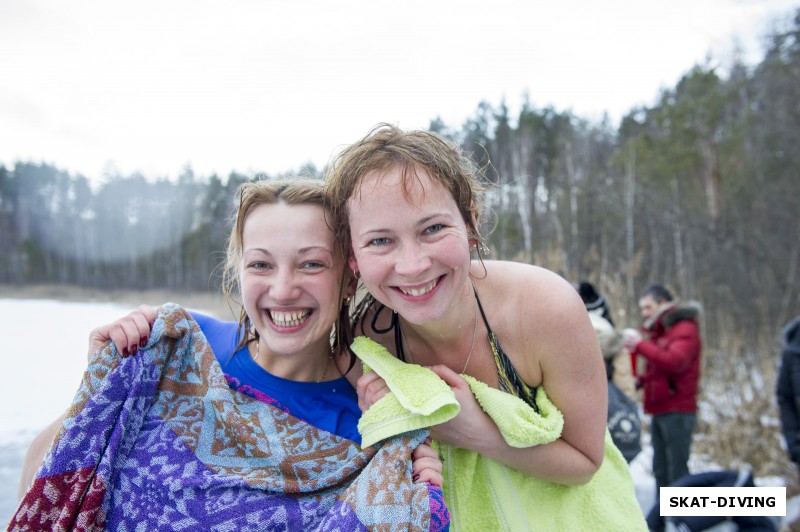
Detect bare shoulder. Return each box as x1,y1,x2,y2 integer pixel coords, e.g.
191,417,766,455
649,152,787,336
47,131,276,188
472,261,590,380
475,260,585,325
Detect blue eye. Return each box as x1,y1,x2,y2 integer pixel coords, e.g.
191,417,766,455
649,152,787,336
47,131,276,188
369,237,391,247
249,261,271,271
424,224,444,234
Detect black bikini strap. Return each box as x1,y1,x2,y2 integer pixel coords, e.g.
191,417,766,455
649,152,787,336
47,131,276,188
474,285,492,333
370,287,483,365
369,302,407,363
370,302,395,334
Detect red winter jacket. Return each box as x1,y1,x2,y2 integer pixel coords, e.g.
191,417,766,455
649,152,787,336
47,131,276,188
634,303,702,415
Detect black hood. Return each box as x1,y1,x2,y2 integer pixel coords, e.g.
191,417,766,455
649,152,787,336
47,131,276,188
783,316,800,355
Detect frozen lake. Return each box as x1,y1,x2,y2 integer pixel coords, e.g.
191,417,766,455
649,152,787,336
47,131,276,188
0,298,142,522
0,297,221,525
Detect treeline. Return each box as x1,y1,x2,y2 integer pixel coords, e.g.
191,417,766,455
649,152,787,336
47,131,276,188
0,164,262,293
2,12,798,356
439,12,800,353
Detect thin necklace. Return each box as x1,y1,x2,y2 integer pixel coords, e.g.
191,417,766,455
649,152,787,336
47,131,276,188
403,294,479,374
252,338,331,383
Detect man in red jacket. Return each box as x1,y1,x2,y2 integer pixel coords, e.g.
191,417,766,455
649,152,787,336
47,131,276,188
623,284,702,495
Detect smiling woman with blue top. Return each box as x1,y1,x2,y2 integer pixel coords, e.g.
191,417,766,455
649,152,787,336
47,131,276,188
15,179,448,530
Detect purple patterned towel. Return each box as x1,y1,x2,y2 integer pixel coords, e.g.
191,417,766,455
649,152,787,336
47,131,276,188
10,303,449,531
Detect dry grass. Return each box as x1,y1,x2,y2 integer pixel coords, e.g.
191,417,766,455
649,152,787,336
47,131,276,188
692,337,797,496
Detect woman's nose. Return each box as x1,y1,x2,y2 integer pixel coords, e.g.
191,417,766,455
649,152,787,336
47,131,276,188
270,269,301,300
394,241,432,276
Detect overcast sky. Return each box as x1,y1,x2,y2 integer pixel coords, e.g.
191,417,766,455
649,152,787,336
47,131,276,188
0,0,796,185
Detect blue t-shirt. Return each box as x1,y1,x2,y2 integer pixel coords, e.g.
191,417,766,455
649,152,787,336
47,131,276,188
191,312,361,444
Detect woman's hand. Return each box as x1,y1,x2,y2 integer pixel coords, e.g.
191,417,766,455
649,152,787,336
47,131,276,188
355,370,392,412
411,437,443,487
88,305,157,359
425,365,501,451
358,364,499,451
357,371,445,486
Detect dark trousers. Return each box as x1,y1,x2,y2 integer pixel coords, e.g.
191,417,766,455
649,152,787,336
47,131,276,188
651,411,696,492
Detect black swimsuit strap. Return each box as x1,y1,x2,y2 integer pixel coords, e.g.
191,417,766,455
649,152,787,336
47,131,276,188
369,302,395,334
475,288,540,413
371,286,482,365
474,286,492,333
369,302,407,363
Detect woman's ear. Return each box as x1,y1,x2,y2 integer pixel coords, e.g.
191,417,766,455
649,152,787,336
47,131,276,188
347,254,359,277
345,254,359,298
345,272,358,299
468,225,480,247
468,202,479,241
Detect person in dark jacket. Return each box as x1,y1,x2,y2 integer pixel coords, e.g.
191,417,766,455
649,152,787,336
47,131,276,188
575,281,641,462
623,284,702,495
777,315,800,469
575,281,637,399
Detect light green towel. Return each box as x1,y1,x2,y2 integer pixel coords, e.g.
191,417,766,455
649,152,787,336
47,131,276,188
352,336,647,531
354,336,461,448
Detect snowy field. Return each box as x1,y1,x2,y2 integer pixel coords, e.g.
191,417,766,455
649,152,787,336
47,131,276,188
0,298,141,523
0,297,227,524
0,297,795,528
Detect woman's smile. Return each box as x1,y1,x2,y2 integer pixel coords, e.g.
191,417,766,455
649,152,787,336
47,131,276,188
267,308,313,329
393,276,441,299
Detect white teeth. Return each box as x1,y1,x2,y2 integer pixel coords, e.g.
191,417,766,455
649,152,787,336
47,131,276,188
270,310,310,327
399,279,438,297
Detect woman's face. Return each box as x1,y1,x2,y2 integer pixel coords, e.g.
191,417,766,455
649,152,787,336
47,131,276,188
347,165,472,324
240,202,344,358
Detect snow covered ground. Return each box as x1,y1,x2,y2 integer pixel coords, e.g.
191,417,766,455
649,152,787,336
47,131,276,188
0,298,135,523
1,298,796,528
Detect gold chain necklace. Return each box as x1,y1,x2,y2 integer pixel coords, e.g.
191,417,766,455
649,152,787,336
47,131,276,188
252,337,331,383
403,295,479,374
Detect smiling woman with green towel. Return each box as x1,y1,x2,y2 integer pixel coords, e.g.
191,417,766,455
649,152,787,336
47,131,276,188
328,124,647,530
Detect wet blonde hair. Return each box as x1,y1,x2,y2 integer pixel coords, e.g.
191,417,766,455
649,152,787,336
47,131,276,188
221,178,355,366
326,123,490,258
